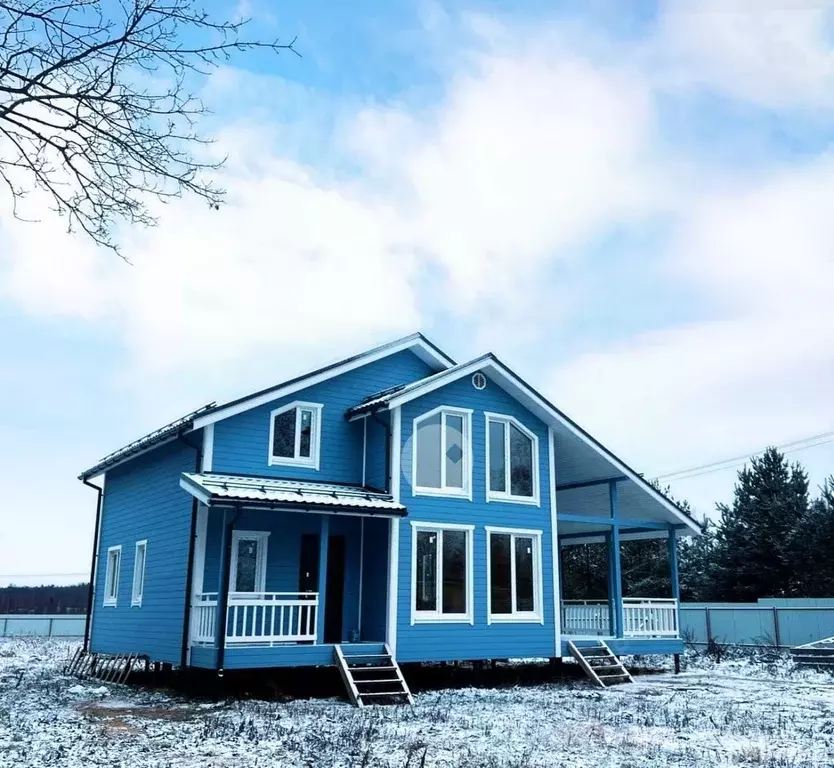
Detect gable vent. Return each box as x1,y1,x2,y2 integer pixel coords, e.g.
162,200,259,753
472,372,487,391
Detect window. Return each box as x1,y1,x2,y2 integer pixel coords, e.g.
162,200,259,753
411,522,474,623
131,540,147,607
103,545,121,606
486,413,539,504
268,401,323,469
487,528,543,623
230,531,270,593
412,406,472,498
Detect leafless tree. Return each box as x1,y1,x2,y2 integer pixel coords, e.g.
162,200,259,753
0,0,297,255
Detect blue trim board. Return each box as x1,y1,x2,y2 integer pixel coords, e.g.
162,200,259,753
562,638,684,656
189,642,385,669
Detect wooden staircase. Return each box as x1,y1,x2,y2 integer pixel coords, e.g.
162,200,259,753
568,640,633,688
790,637,834,669
334,643,413,707
64,648,140,685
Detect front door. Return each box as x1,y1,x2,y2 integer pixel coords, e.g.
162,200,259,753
298,534,320,594
324,535,346,643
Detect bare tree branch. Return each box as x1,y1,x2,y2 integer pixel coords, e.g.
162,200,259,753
0,0,299,255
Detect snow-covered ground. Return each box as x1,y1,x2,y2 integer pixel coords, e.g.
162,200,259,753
1,638,832,767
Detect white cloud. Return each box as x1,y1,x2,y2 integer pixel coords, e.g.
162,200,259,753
1,18,660,376
654,0,834,109
548,160,834,515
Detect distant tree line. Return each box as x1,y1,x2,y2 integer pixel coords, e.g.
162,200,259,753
562,447,834,602
0,583,88,614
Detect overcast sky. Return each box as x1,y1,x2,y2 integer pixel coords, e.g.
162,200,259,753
1,0,833,586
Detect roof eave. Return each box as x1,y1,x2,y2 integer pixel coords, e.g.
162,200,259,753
192,333,455,431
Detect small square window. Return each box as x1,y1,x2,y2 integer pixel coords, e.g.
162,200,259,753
268,402,323,469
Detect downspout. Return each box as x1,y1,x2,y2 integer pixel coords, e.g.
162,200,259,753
370,410,391,492
81,477,104,653
216,505,240,675
178,433,202,669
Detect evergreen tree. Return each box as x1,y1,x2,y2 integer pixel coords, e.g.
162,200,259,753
787,477,834,596
560,543,607,600
678,519,717,601
711,447,809,601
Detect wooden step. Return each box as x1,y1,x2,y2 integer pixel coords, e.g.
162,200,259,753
568,640,633,689
335,644,413,707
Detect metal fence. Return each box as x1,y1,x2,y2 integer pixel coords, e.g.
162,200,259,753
5,602,834,648
679,600,834,649
0,614,85,638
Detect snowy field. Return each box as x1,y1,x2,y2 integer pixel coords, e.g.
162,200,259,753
1,638,833,767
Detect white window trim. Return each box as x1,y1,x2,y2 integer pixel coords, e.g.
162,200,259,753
410,521,474,625
229,530,270,594
131,540,147,607
485,526,544,625
485,412,541,506
411,405,473,500
103,545,121,607
268,401,323,470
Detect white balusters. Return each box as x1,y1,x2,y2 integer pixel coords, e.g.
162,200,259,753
191,592,319,647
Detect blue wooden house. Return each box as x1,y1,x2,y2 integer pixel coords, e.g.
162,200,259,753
79,333,700,698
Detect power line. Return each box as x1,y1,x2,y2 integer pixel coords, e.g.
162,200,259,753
654,429,834,483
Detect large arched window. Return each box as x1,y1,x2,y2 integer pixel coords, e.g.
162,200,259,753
485,413,540,505
412,406,472,499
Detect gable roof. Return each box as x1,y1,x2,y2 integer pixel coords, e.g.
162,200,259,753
79,332,454,480
345,353,702,535
347,354,492,420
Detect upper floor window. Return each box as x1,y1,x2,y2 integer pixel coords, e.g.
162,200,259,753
486,413,540,505
268,401,323,469
103,545,121,607
412,406,472,499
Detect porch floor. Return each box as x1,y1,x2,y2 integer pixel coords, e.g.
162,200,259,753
561,636,684,657
189,642,386,670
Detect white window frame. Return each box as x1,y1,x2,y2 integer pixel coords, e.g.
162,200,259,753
131,540,147,607
486,527,544,624
229,530,270,594
411,405,473,500
485,412,540,506
103,545,121,607
410,521,474,625
268,401,323,470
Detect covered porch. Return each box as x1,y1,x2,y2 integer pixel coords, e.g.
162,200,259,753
556,474,692,652
180,472,402,669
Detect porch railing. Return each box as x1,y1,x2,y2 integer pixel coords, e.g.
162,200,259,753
623,597,678,637
191,592,319,646
562,598,679,638
561,600,611,636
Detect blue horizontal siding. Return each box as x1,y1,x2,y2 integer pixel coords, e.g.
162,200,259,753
90,439,198,663
212,350,434,483
395,373,557,663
